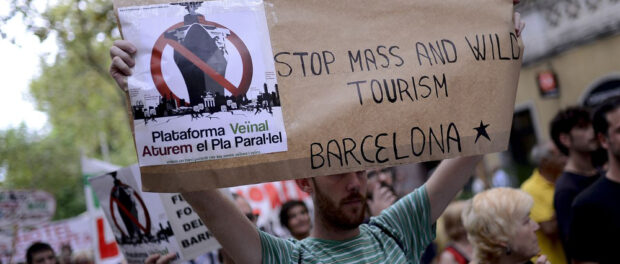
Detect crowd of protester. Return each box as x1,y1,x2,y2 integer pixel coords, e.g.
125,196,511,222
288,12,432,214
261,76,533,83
26,88,620,264
22,242,94,264
21,1,614,262
22,86,620,263
169,97,618,264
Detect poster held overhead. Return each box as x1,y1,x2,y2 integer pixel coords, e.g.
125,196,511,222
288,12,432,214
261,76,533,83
118,0,286,167
89,165,220,264
81,157,124,264
113,0,523,192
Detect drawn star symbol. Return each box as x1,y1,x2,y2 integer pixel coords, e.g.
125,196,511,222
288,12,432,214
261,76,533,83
474,121,491,143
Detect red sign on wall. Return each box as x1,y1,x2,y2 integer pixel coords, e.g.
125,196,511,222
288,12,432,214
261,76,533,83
537,70,559,98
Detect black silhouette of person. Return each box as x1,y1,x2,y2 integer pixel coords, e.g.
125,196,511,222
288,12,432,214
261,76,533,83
255,96,263,115
110,172,141,238
166,2,229,107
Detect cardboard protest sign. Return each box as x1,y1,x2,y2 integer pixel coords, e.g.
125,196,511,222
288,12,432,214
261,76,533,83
89,165,220,264
113,0,523,192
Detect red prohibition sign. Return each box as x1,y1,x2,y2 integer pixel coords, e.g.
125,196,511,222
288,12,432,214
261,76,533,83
151,16,253,106
109,184,151,237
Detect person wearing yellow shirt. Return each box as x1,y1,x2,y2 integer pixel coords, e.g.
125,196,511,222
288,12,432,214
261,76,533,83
521,142,567,264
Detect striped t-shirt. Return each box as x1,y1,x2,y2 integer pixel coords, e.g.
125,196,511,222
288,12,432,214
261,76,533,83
260,185,435,263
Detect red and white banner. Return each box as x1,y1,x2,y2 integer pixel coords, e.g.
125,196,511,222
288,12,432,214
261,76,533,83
230,180,312,237
0,213,93,264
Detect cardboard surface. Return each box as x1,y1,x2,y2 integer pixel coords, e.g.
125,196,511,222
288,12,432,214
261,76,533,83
113,0,523,192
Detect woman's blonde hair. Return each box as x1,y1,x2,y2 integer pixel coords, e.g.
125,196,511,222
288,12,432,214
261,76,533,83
461,187,533,264
442,200,468,241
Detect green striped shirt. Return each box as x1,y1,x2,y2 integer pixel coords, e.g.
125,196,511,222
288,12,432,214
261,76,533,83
260,185,435,263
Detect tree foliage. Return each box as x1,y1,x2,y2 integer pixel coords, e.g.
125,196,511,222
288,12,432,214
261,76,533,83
0,0,137,220
0,126,85,220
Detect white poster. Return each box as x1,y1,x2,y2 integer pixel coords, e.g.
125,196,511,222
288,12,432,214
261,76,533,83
0,189,56,227
159,193,220,260
89,165,220,264
118,0,287,166
81,156,124,264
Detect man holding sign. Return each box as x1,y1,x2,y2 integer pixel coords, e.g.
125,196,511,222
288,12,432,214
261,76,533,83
109,3,539,264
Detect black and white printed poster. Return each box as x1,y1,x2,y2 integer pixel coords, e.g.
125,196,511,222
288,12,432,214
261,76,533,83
89,165,221,264
119,0,287,166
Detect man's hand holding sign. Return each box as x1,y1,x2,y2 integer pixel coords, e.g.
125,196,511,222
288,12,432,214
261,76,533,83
109,0,534,263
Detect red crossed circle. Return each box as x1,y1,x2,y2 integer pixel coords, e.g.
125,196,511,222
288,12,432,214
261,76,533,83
151,16,253,106
110,184,151,237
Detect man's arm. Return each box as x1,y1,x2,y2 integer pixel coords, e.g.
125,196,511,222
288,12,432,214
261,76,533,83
182,190,262,264
425,156,482,222
109,42,262,264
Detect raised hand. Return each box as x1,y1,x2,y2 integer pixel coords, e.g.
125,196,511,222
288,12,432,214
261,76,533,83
109,40,137,92
144,252,177,264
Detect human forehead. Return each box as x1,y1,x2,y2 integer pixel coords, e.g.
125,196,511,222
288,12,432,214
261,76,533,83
288,204,308,215
33,250,55,260
321,171,367,179
570,119,592,130
605,107,620,130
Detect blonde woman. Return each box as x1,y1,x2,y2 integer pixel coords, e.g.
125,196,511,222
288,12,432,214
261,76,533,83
462,188,550,264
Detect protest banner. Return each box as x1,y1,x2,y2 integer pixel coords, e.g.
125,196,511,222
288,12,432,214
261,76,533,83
0,213,93,264
113,0,523,192
230,180,313,237
0,189,56,263
89,165,220,264
81,157,124,264
0,189,55,227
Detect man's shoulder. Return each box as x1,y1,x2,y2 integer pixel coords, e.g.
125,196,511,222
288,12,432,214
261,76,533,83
573,176,616,209
556,171,579,187
553,175,578,200
555,171,593,194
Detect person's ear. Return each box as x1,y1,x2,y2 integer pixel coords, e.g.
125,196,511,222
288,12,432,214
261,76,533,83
598,132,609,150
295,178,313,194
559,133,572,149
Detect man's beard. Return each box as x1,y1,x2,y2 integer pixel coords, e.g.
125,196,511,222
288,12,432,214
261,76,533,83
313,179,367,230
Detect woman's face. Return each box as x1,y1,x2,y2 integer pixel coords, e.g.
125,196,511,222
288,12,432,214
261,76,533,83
509,214,540,259
288,204,311,237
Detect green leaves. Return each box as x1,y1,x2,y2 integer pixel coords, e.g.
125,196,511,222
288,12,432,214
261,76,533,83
1,0,137,220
